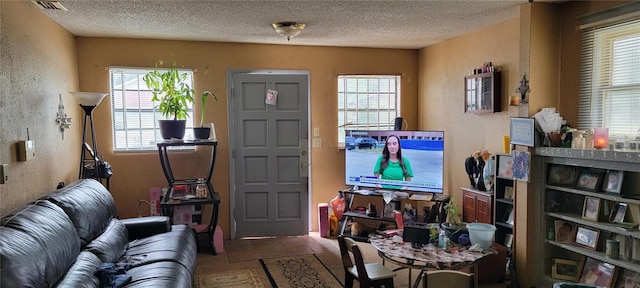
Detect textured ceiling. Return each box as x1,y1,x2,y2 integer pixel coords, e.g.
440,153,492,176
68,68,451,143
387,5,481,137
29,0,530,49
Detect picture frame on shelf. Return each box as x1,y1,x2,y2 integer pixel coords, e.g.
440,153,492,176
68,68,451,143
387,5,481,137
545,189,563,212
582,196,601,221
547,164,578,186
554,220,576,243
497,154,513,179
506,208,515,225
504,186,514,200
608,203,628,224
564,193,586,215
511,150,530,182
575,169,604,191
574,226,600,250
579,257,618,287
552,258,582,282
604,170,624,194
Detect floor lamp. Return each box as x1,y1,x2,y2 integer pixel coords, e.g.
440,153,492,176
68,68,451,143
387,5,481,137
70,92,109,188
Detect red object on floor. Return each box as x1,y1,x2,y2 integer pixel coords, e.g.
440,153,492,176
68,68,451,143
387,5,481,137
318,203,329,238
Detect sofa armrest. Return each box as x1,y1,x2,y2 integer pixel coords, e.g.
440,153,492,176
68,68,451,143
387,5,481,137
120,216,171,240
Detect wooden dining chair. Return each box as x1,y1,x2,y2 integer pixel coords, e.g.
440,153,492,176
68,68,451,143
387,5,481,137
338,235,396,288
424,270,474,288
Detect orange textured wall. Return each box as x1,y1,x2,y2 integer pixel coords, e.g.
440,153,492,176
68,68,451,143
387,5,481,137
418,19,521,206
0,1,81,216
75,38,419,238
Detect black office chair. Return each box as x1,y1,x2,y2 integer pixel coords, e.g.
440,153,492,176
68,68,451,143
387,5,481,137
338,235,395,288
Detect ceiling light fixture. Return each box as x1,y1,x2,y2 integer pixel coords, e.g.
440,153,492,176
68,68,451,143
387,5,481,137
272,22,306,41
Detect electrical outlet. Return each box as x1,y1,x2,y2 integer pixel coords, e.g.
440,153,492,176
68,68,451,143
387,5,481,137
0,164,7,184
150,201,157,216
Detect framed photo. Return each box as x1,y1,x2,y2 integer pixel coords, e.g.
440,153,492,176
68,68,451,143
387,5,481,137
552,258,581,281
510,117,535,147
511,150,530,182
564,193,585,215
575,169,604,191
504,233,513,248
545,189,563,212
547,165,578,186
579,257,618,287
574,226,600,250
554,220,576,243
504,186,514,200
608,203,628,223
604,170,624,194
496,154,513,179
582,196,601,221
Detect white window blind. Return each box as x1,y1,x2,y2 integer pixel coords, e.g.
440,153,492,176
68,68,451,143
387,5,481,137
337,75,400,146
109,67,194,151
578,16,640,139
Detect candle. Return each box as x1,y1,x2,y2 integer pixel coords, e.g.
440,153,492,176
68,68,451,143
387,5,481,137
503,136,511,153
593,128,608,149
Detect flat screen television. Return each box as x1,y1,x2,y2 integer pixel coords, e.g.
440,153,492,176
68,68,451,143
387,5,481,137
345,130,444,193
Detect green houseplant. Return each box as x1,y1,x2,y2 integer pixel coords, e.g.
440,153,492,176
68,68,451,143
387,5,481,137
441,197,468,244
143,60,194,139
193,90,217,140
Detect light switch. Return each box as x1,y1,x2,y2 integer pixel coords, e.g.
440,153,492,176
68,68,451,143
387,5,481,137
313,127,320,137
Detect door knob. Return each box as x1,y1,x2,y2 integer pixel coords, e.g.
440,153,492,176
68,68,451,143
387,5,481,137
301,163,309,169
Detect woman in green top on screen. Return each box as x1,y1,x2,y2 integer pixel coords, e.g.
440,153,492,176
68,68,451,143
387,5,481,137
373,135,413,190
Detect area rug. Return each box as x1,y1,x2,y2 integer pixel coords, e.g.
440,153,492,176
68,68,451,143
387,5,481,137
194,268,264,288
260,254,343,288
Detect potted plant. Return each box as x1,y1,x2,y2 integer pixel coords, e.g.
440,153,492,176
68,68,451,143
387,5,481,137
193,90,217,139
143,60,194,139
441,197,468,243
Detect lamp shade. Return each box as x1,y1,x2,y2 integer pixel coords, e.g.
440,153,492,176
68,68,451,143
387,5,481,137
70,92,108,106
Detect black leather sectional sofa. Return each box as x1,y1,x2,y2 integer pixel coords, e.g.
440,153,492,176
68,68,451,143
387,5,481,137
0,179,197,287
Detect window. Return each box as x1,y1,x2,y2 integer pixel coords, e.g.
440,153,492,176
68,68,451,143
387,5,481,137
578,14,640,139
109,67,194,151
337,75,401,147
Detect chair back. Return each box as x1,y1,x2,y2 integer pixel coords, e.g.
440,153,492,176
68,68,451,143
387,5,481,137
425,270,474,288
337,235,354,269
343,236,371,282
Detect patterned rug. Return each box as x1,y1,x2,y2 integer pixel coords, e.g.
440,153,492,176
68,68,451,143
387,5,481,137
260,254,343,288
194,268,264,288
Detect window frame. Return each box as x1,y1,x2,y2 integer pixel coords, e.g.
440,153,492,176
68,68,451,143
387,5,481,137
337,75,401,149
578,7,640,140
109,67,195,152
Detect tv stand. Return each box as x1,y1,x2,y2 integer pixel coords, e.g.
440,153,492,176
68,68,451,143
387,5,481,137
338,189,450,242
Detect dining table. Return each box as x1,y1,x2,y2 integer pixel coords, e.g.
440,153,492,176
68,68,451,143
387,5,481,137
369,234,497,288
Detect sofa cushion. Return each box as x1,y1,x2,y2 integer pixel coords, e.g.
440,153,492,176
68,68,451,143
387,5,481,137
85,219,129,263
53,251,101,288
122,261,192,288
0,200,81,287
44,179,117,246
122,225,197,277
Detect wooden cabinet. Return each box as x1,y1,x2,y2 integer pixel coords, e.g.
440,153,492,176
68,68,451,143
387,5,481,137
535,148,640,287
464,71,501,114
461,187,493,224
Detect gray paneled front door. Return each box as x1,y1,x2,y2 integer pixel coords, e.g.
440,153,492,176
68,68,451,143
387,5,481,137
231,73,309,238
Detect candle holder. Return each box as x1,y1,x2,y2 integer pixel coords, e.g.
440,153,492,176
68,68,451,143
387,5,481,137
593,128,609,149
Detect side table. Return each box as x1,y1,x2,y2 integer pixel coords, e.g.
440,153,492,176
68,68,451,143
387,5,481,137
157,140,220,255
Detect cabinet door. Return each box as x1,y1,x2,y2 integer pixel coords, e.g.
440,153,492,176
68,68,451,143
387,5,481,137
476,194,493,224
462,192,477,223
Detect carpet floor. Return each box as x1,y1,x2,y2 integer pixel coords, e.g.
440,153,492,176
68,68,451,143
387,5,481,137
260,254,343,288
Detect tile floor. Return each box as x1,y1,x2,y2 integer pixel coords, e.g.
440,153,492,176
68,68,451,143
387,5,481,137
195,232,509,288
